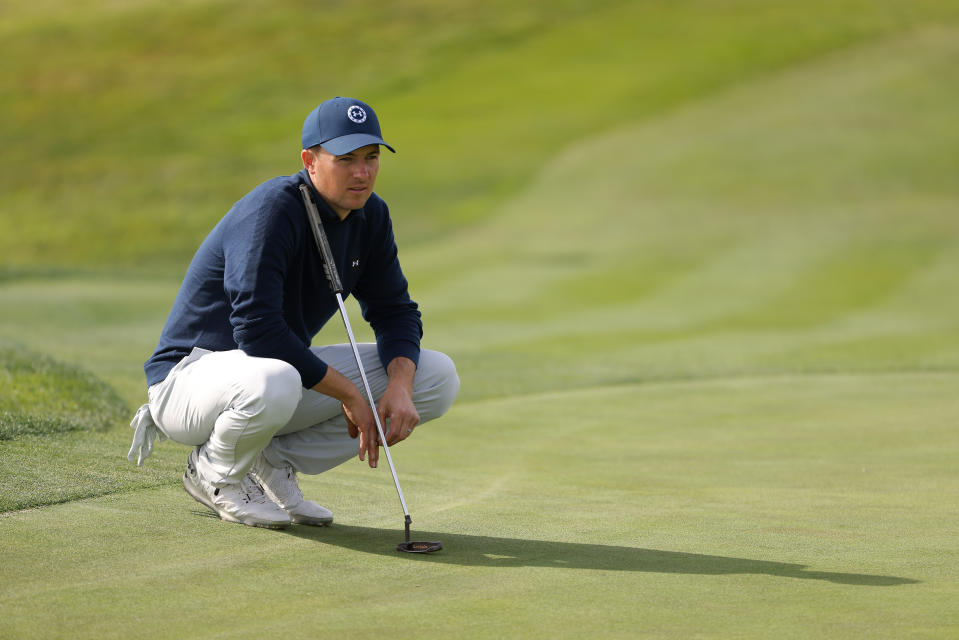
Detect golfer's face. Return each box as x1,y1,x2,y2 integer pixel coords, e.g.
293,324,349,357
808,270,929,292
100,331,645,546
306,145,380,219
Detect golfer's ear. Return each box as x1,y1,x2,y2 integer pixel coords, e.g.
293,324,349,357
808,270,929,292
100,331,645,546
301,148,314,171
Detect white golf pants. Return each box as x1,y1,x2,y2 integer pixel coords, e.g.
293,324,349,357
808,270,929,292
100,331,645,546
146,345,459,485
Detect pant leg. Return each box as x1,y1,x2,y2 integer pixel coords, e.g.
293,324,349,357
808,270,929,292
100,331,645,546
148,349,303,485
262,345,459,475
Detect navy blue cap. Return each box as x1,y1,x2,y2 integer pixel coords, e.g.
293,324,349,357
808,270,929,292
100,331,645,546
301,97,395,155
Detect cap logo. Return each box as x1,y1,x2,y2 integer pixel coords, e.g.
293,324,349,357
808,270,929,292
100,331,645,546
347,105,367,124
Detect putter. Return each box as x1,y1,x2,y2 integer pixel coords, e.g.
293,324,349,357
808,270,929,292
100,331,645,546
299,183,443,554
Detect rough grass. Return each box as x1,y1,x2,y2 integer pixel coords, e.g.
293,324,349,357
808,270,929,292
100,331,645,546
0,430,180,512
0,339,128,440
0,339,145,511
2,0,959,270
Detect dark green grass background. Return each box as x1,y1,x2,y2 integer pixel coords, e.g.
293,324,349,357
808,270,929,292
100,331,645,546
2,1,958,638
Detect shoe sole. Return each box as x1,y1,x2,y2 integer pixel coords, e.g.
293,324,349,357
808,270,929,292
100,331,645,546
182,473,290,529
291,514,334,527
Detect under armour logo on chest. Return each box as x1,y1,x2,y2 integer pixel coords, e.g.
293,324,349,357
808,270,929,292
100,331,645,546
351,259,360,268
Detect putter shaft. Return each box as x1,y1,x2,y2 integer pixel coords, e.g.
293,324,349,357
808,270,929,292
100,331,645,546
334,291,411,519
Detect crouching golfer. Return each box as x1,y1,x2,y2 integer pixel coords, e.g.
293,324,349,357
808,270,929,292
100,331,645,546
127,97,459,528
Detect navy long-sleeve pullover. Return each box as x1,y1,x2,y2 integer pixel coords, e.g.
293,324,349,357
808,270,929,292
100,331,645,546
144,169,422,388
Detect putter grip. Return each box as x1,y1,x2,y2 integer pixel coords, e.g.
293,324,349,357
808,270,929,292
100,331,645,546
299,183,344,294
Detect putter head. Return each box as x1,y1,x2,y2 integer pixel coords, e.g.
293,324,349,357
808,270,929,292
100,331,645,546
396,540,443,554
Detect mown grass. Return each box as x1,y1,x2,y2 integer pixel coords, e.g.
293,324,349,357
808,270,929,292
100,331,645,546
2,0,958,270
2,373,957,638
2,0,958,519
2,1,959,638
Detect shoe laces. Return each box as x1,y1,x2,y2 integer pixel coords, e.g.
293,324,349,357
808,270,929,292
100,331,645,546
263,464,302,507
237,474,275,506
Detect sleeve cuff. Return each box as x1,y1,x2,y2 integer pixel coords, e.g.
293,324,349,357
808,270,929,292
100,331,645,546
298,355,329,389
377,339,421,370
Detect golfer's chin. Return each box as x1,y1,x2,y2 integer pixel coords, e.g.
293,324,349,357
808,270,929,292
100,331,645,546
341,189,371,211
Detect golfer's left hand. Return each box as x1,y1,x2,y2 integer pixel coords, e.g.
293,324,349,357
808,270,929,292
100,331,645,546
378,383,419,446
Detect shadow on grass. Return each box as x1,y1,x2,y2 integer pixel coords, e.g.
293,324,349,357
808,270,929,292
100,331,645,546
283,523,917,587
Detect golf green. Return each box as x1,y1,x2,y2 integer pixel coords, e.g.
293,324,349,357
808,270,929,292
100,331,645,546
1,374,956,638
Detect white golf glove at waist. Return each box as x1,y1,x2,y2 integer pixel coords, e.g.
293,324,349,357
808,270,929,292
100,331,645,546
127,403,166,466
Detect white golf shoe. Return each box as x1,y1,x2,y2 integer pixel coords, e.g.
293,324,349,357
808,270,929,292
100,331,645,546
183,447,291,529
250,453,334,526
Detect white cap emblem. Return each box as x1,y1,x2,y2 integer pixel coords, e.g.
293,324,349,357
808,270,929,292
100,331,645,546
347,105,367,123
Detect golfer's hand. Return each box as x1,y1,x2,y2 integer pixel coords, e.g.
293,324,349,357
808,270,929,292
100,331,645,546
312,367,379,468
380,357,419,446
342,394,379,468
378,383,420,446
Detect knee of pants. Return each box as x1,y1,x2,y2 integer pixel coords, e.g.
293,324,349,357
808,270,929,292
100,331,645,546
416,350,460,421
235,358,304,429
